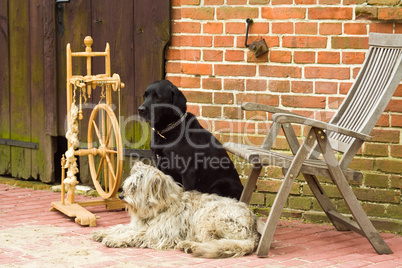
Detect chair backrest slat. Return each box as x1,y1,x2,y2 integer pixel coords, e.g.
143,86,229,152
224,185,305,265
311,33,402,166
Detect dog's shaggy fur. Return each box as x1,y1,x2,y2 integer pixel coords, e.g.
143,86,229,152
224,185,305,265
92,162,260,258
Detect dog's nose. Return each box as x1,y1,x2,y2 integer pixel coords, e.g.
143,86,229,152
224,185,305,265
118,193,124,200
138,105,146,114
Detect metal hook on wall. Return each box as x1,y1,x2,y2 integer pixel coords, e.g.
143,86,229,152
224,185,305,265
244,18,268,58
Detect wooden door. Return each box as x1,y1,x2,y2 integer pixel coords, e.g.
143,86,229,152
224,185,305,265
0,0,169,183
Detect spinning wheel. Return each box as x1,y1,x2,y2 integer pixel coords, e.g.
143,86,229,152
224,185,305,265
87,103,123,199
51,36,126,227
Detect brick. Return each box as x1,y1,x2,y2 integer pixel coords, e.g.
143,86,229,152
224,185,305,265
361,203,386,217
369,23,394,34
182,91,212,104
308,7,353,20
354,188,400,203
216,7,259,20
181,63,213,75
249,22,270,34
390,175,401,189
204,0,224,4
368,0,399,4
214,36,234,47
249,193,265,205
225,50,244,61
246,79,268,92
328,96,344,109
288,196,313,210
294,51,315,64
391,145,402,158
349,158,374,171
283,36,327,48
250,0,270,4
364,173,389,188
203,50,223,61
342,52,365,64
305,67,350,80
224,79,245,91
260,65,301,78
292,81,313,93
214,92,234,104
331,36,369,49
344,23,367,35
203,22,223,34
181,7,215,20
181,0,201,4
376,114,389,127
355,6,378,20
317,52,340,64
282,95,326,108
295,22,318,35
227,0,247,4
386,99,402,113
238,36,280,49
215,64,256,77
237,93,279,106
165,49,201,61
272,22,294,34
257,179,300,194
376,159,402,174
270,50,292,63
166,62,181,73
370,129,400,143
202,77,221,90
180,77,201,88
269,80,290,93
320,0,341,4
387,205,402,220
319,23,342,35
315,81,337,94
272,0,293,4
364,143,388,157
172,35,213,47
295,0,316,3
344,0,366,4
172,21,201,33
225,22,245,34
262,7,306,20
378,7,402,21
202,106,221,118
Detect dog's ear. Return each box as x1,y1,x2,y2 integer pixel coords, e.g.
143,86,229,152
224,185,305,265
171,84,187,115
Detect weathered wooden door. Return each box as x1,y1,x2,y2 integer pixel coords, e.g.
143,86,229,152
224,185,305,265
0,0,170,183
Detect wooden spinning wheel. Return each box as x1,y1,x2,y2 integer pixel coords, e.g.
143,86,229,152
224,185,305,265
87,103,123,199
51,36,126,227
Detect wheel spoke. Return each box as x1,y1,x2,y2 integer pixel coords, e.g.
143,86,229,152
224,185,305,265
105,154,117,185
92,121,104,146
105,149,118,154
105,125,113,148
95,157,105,183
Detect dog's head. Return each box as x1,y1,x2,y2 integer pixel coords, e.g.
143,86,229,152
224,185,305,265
119,161,183,220
138,80,187,128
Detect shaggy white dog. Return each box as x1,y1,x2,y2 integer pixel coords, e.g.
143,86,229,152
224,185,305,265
92,161,260,258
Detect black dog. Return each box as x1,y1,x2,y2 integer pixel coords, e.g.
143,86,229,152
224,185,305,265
138,80,243,200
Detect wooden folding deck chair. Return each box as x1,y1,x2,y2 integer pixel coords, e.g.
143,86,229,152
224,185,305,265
224,33,402,257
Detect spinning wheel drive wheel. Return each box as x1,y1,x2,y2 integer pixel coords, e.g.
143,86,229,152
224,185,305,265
88,103,123,199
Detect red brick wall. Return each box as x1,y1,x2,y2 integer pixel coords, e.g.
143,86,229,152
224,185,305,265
166,0,402,232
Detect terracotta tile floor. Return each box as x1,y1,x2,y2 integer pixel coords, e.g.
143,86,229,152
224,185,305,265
1,181,401,267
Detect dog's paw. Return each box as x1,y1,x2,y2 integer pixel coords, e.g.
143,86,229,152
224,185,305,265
176,241,195,254
92,230,108,242
102,238,129,248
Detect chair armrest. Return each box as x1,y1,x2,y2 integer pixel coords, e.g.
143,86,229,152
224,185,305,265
272,113,372,141
241,102,296,115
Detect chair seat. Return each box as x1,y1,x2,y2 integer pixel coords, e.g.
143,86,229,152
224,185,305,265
224,142,362,182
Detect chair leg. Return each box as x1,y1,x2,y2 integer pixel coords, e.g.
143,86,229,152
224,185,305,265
256,128,317,257
240,164,262,204
314,128,393,254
